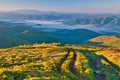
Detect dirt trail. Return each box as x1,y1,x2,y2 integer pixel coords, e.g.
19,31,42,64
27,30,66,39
79,50,106,80
101,56,120,80
79,50,120,80
69,49,77,75
58,48,81,79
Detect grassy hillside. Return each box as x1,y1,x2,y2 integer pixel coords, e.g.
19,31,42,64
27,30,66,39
0,43,120,80
84,36,120,47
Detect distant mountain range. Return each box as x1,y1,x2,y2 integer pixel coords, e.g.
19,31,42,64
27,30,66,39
0,9,120,30
0,10,120,48
0,9,86,20
63,16,120,30
0,9,116,21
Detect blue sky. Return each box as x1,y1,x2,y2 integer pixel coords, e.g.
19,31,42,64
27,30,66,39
0,0,120,13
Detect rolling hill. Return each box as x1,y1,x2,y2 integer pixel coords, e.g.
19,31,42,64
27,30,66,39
84,36,120,47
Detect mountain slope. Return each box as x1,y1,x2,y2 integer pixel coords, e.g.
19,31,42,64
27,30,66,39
0,36,15,48
50,29,100,44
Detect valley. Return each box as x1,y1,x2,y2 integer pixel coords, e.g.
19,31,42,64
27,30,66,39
0,19,120,48
0,20,101,48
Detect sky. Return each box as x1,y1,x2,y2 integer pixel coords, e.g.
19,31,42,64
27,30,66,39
0,0,120,13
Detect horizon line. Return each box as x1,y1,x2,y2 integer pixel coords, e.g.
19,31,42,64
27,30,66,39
0,9,120,14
